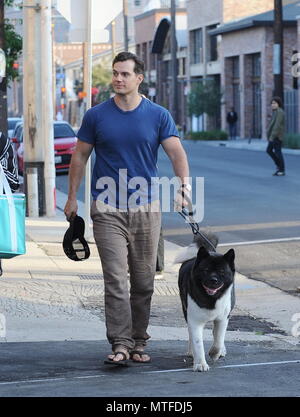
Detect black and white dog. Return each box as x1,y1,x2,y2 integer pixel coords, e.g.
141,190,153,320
176,233,235,372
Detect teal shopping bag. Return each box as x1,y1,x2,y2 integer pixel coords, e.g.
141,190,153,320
0,164,26,258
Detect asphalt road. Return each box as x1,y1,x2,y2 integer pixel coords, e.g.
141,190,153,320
56,141,300,246
0,340,299,398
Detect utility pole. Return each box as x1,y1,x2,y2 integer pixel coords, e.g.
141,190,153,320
83,0,92,239
273,0,284,101
0,0,8,136
41,0,55,216
23,0,43,216
123,0,129,51
111,19,116,59
170,0,178,123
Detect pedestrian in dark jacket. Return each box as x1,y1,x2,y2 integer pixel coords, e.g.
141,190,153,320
0,131,19,276
226,107,238,140
266,97,285,176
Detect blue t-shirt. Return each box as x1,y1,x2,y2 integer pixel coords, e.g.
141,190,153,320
77,97,179,209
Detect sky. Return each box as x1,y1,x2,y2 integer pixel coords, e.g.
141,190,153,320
55,0,123,28
54,0,123,42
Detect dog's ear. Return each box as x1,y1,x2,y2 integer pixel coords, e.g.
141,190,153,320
223,248,235,270
196,246,210,264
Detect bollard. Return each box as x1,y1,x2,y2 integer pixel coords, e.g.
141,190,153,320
26,167,39,217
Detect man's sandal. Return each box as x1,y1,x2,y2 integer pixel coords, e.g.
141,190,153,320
130,350,151,363
104,351,129,367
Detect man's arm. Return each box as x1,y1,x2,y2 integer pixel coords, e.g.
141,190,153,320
64,139,93,220
161,136,190,209
161,136,189,182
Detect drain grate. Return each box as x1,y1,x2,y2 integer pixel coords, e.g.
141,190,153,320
78,274,103,280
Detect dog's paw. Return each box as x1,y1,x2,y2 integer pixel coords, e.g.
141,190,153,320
209,346,226,362
193,362,210,372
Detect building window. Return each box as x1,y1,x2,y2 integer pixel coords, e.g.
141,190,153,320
149,42,155,70
136,44,141,58
252,53,261,79
190,28,203,64
134,0,141,6
251,53,262,138
207,24,219,62
229,56,240,135
142,42,147,69
232,56,239,79
181,57,186,76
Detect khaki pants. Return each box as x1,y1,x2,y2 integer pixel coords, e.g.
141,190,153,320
91,200,161,351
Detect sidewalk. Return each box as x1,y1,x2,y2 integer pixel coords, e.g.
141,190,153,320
0,193,299,348
189,138,300,155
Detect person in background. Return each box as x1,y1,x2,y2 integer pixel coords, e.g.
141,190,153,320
266,97,285,176
0,131,20,276
226,107,238,140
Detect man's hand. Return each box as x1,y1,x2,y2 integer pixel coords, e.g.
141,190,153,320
174,188,191,213
64,198,78,221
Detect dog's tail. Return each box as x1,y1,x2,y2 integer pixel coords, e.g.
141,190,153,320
193,231,218,252
174,231,219,264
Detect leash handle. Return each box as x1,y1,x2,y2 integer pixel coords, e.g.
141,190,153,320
177,206,217,252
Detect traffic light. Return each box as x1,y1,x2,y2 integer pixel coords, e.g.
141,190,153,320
61,86,66,97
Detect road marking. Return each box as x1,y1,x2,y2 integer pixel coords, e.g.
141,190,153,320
143,359,300,374
0,377,67,385
219,236,300,247
0,360,299,386
164,221,300,236
0,374,105,386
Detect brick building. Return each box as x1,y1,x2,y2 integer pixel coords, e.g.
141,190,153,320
186,0,299,135
134,2,187,127
211,1,299,139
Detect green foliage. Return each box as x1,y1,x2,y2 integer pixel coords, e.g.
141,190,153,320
188,80,222,118
188,129,228,141
283,133,300,149
2,1,22,84
96,85,112,103
4,20,22,83
92,64,111,88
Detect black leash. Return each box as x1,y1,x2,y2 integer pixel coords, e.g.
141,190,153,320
175,193,217,252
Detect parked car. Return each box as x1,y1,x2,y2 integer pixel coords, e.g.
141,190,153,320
11,121,77,174
7,117,22,138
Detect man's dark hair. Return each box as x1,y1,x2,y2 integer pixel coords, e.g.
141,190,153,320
112,52,145,75
271,96,283,108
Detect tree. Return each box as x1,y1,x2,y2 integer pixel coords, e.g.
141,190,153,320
0,0,22,135
92,64,112,104
187,79,222,128
92,64,111,89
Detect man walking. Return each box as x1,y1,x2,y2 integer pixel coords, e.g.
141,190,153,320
266,97,285,176
64,52,190,365
226,107,238,140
